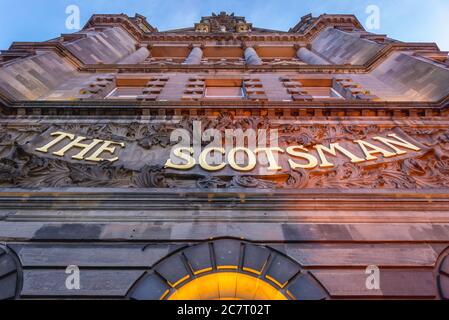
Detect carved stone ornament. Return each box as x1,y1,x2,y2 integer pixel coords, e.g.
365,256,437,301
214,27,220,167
197,12,252,33
1,114,449,190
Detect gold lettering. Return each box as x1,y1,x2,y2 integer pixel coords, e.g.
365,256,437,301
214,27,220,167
52,136,103,160
254,147,284,171
354,140,396,161
199,147,226,171
164,147,196,170
372,134,421,155
84,140,125,163
228,147,257,172
286,146,318,169
314,143,365,168
35,131,75,153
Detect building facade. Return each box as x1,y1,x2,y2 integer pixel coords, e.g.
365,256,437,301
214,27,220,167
1,12,449,300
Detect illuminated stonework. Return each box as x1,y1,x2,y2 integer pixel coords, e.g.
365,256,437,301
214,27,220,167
0,11,449,300
128,240,327,301
167,273,288,300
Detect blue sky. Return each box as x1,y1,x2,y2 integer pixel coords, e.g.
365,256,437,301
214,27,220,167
1,0,448,50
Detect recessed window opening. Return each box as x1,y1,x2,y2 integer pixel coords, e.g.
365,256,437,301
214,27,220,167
106,87,143,99
204,79,245,100
302,87,343,99
298,78,344,100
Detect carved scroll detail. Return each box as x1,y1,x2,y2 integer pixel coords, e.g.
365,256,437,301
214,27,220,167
1,118,449,190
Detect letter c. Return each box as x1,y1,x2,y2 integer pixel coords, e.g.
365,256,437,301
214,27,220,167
199,147,226,171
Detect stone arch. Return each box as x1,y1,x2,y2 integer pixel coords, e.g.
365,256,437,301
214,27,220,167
437,246,449,300
127,238,328,300
0,245,22,300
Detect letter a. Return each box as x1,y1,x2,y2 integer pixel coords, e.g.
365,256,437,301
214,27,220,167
65,265,80,290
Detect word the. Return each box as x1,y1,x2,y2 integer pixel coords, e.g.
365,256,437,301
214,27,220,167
36,131,125,162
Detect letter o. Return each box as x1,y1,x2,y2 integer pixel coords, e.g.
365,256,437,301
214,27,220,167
228,147,257,172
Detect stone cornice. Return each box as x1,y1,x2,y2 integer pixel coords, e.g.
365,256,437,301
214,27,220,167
81,13,365,44
82,14,150,41
0,89,14,113
83,43,443,74
295,14,365,41
2,40,441,75
1,13,442,74
7,97,448,108
3,95,449,117
3,42,85,70
1,188,449,219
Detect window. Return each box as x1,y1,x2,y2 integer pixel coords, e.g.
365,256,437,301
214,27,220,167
204,86,244,99
107,76,168,101
203,79,245,100
298,79,344,100
106,87,143,99
301,87,343,100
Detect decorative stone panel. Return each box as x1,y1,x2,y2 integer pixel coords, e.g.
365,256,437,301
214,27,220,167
138,76,169,101
182,77,205,101
333,78,380,101
280,76,312,101
78,74,116,99
244,78,268,101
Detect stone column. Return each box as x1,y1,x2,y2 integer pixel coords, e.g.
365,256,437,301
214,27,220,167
244,47,262,65
184,47,203,65
117,46,151,64
296,47,330,65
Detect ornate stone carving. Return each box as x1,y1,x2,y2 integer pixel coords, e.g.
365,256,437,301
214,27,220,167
1,117,449,190
196,12,252,33
194,23,209,33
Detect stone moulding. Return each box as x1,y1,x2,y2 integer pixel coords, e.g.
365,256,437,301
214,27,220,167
1,188,449,207
4,98,449,117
